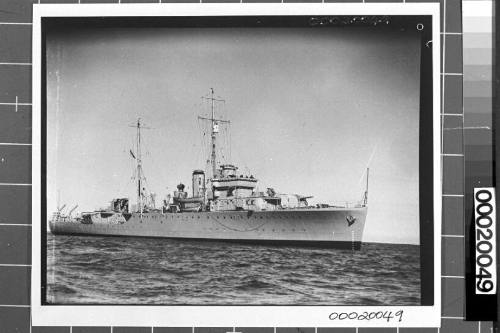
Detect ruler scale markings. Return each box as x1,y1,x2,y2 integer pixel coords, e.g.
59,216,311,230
0,224,31,227
0,63,32,66
442,316,465,320
442,275,465,278
0,143,32,146
0,22,32,26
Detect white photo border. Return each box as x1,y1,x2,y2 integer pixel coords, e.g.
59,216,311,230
32,3,442,327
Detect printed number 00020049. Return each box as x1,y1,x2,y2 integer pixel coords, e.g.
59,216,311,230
475,188,496,294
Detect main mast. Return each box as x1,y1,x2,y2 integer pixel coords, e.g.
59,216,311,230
129,118,150,214
136,118,143,214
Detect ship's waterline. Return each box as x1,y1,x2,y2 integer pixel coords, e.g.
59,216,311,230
50,207,367,249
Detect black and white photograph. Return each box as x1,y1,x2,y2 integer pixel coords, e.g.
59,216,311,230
32,3,441,327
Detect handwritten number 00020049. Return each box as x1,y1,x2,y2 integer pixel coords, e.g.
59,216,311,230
329,310,404,322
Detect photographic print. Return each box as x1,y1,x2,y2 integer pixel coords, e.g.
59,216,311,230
32,4,441,327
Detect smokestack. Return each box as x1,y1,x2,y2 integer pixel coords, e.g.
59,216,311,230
192,170,205,198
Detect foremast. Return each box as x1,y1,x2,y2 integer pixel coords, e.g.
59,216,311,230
198,88,230,179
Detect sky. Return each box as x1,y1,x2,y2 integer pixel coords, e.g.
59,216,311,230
46,25,421,244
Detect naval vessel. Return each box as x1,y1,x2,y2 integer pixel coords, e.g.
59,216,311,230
49,89,368,249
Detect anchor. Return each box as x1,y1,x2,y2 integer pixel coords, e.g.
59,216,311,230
346,215,356,226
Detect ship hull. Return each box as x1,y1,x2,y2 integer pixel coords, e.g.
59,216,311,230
49,208,368,249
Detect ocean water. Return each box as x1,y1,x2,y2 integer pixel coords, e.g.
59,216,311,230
46,234,420,305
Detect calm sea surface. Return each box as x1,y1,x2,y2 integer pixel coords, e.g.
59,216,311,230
46,234,420,305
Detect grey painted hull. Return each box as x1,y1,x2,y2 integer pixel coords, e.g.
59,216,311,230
49,207,367,249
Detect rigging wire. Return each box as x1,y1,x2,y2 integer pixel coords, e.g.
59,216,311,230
197,115,210,173
229,122,232,163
